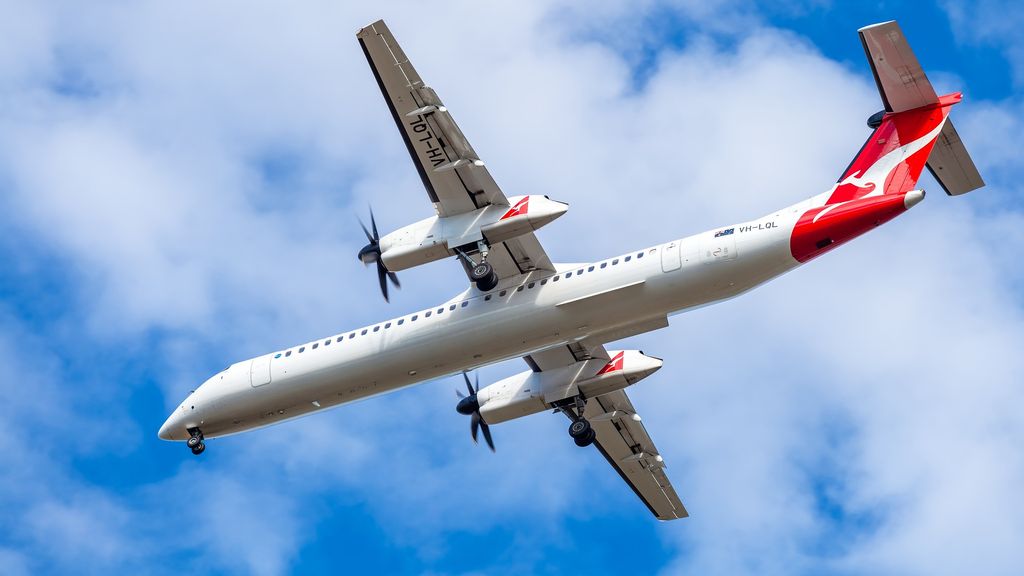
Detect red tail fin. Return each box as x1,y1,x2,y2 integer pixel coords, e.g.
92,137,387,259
826,94,958,206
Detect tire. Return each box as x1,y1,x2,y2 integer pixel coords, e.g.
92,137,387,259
475,271,499,292
469,262,493,282
191,443,206,455
568,419,591,439
187,436,201,449
574,429,596,447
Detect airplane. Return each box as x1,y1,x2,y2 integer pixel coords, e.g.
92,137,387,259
158,20,984,521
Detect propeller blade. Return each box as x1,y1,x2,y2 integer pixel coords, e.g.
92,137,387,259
471,412,480,444
377,263,389,302
359,218,375,244
387,271,401,289
462,372,475,397
479,420,495,452
474,373,480,394
370,208,379,241
456,388,465,399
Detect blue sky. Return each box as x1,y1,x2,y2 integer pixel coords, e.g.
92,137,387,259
1,1,1023,574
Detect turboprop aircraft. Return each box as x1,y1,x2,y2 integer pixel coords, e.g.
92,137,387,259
159,20,984,521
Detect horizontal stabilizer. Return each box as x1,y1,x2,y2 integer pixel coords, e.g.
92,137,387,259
859,21,937,113
926,120,985,195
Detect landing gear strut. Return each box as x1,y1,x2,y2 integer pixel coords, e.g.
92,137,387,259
187,428,206,455
556,395,596,447
456,243,499,292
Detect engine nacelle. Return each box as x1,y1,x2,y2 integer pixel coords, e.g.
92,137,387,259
378,195,567,271
477,350,663,425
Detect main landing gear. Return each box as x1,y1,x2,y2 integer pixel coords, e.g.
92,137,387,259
456,242,499,292
187,428,206,455
557,395,596,447
569,418,596,447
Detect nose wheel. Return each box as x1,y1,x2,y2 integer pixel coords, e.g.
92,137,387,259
187,428,206,455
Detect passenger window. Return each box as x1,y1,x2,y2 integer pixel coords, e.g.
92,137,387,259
577,269,584,275
411,315,418,321
425,311,431,317
600,263,607,269
385,322,391,328
566,272,572,278
528,282,535,289
286,351,292,357
485,295,492,301
612,259,619,265
541,279,547,285
373,326,380,332
361,329,368,335
299,347,305,353
438,308,444,314
637,252,644,258
398,319,404,325
324,339,331,346
588,266,595,272
553,276,559,282
516,286,524,292
625,255,631,262
349,333,355,339
499,290,507,296
449,305,456,311
461,302,468,308
274,353,282,359
312,343,319,350
336,336,343,343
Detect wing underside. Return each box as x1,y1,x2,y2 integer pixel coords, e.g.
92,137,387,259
357,20,504,216
525,341,687,521
358,19,555,281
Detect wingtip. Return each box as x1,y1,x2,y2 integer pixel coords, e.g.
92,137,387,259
858,20,898,33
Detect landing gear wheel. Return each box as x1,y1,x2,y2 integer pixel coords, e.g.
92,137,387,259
573,429,596,447
470,262,499,292
187,436,202,449
191,442,206,455
568,418,592,439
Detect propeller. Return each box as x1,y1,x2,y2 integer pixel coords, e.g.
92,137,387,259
455,372,495,452
357,208,400,302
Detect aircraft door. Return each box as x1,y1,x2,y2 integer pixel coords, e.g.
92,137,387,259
250,355,272,387
661,240,681,272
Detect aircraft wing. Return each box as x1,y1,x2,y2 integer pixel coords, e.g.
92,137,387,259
524,342,688,521
357,20,555,279
578,389,688,521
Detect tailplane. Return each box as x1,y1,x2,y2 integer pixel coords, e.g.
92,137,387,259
826,21,983,206
791,22,985,262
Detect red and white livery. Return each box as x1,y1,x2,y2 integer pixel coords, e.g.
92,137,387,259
159,21,984,521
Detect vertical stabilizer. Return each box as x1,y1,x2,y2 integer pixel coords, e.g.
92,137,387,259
858,20,984,196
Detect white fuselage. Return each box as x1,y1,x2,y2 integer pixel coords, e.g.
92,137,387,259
158,201,810,441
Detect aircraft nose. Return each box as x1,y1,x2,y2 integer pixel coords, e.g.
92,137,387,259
158,411,181,441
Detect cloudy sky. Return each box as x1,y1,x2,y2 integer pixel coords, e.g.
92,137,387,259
1,0,1022,574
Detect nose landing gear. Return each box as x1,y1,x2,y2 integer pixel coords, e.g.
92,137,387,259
187,428,206,455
